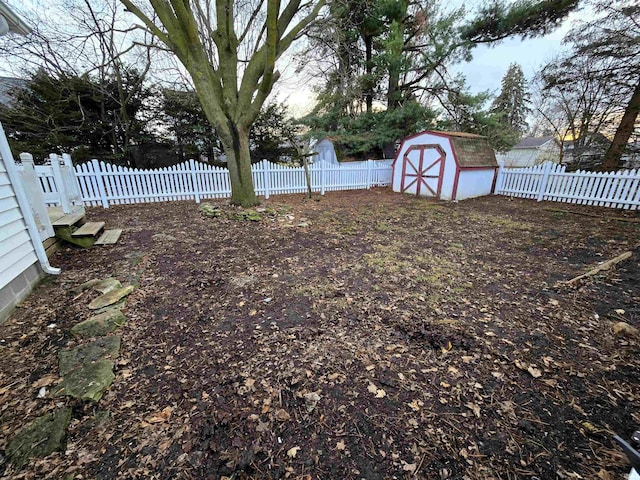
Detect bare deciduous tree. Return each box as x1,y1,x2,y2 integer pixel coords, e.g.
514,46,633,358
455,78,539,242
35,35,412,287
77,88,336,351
118,0,325,206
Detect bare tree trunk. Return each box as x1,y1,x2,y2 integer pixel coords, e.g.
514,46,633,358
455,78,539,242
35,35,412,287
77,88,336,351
601,78,640,172
302,155,312,198
364,35,373,114
221,124,259,207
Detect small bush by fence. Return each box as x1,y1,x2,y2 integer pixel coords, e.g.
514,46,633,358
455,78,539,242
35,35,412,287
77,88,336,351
23,158,393,208
495,162,640,210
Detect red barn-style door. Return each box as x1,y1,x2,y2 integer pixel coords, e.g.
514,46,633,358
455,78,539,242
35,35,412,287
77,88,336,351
400,144,446,197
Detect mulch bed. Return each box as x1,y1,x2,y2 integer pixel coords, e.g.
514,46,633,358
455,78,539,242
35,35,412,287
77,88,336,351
1,189,639,479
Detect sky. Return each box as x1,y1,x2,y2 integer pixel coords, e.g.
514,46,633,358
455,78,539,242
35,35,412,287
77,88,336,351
276,3,586,116
5,0,585,116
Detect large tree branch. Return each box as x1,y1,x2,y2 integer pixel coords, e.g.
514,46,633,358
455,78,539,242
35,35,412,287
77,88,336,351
120,0,172,47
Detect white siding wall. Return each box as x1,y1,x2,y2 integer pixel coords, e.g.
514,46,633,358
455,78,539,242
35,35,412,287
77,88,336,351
496,142,561,167
0,152,37,291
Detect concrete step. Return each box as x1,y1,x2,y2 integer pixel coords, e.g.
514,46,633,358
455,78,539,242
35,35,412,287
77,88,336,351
71,222,105,237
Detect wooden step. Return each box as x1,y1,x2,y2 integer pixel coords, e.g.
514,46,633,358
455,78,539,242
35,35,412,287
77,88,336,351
95,229,122,245
52,212,85,227
71,221,105,237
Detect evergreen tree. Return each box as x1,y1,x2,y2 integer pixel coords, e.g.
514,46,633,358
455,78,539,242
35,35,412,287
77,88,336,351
0,68,154,164
303,0,578,160
491,63,531,138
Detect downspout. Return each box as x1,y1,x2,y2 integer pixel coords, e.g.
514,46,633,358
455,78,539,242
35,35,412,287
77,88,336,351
0,122,61,275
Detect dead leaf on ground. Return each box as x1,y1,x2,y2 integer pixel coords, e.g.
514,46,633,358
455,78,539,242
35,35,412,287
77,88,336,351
31,374,58,388
287,446,300,458
145,406,173,424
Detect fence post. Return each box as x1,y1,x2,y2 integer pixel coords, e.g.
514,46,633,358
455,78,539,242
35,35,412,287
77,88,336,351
50,153,72,213
494,161,505,194
320,160,326,195
19,153,54,239
92,159,109,208
263,160,271,199
366,159,372,189
190,159,200,203
61,153,84,208
537,161,553,202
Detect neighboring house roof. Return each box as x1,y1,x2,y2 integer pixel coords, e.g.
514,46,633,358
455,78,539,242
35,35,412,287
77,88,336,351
513,136,555,149
0,76,27,107
0,1,31,36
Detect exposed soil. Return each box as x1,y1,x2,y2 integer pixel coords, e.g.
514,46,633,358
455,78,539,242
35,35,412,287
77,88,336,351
1,189,640,479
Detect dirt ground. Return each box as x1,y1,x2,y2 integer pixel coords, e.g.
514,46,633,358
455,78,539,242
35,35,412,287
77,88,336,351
1,189,640,480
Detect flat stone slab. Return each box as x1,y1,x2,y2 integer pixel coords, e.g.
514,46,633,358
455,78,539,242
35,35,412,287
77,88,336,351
94,278,122,294
71,277,122,294
6,408,71,469
88,285,134,310
56,359,115,402
58,336,121,376
71,309,126,338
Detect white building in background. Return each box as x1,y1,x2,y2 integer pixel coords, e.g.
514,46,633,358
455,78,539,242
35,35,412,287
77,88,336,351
310,138,339,165
496,136,561,167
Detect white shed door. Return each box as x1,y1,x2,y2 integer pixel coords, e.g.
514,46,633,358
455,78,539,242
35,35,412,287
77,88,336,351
400,144,446,197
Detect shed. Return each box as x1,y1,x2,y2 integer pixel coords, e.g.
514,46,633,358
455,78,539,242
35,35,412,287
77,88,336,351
392,131,498,201
495,136,560,167
311,138,339,165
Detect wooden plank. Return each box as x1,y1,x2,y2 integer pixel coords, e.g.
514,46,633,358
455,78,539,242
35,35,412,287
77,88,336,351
43,236,58,249
71,221,105,237
52,211,85,227
95,229,122,245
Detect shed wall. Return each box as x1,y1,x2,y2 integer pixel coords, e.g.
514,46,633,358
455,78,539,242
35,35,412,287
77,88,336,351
455,169,496,200
312,139,338,165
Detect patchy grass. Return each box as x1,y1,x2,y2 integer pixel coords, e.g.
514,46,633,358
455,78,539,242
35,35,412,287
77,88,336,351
1,189,639,479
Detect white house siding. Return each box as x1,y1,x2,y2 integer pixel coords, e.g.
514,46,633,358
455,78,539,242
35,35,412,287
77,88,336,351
496,141,561,167
0,150,40,322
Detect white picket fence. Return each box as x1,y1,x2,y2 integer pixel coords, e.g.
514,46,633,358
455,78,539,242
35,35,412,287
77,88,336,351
495,161,640,210
21,158,393,208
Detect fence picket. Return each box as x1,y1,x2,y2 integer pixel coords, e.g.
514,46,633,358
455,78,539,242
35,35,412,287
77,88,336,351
495,162,640,210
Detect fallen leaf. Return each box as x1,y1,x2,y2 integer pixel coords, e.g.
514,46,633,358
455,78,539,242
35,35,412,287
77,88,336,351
336,440,346,451
145,406,173,423
527,366,543,378
256,420,270,432
403,462,417,473
32,374,58,388
465,402,481,418
367,383,378,394
375,389,386,398
275,409,290,421
287,446,300,458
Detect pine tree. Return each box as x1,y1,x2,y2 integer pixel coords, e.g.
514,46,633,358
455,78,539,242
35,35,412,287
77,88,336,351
491,63,531,138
